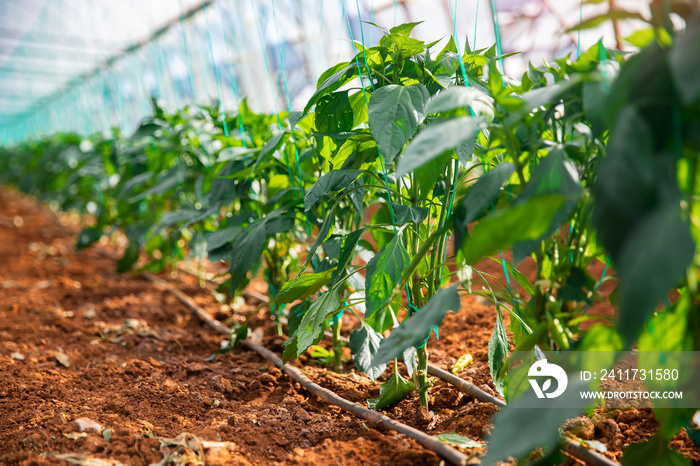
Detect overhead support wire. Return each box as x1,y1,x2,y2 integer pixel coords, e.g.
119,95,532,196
14,0,216,121
178,0,199,103
215,0,248,145
203,0,229,138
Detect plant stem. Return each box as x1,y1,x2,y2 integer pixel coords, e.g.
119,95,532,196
274,303,283,336
332,314,343,372
416,344,429,408
431,161,454,292
499,117,527,187
514,321,548,352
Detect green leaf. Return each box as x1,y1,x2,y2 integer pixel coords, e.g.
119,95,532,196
577,324,623,351
669,19,700,105
460,194,568,265
301,207,335,271
251,132,285,175
370,286,461,367
623,27,664,48
76,226,102,250
504,260,536,296
305,62,358,115
293,290,342,357
229,221,267,291
512,149,583,263
389,21,423,36
488,308,509,396
427,86,484,115
206,225,243,252
116,225,148,273
282,337,300,363
277,269,336,304
304,170,364,211
603,44,674,139
509,80,575,118
568,10,647,31
453,162,515,249
593,107,675,261
397,116,482,177
331,228,365,285
130,121,165,140
287,299,312,337
616,206,694,346
583,79,609,137
434,433,484,449
379,34,425,59
315,91,355,133
621,434,691,466
392,204,429,225
349,323,386,380
117,241,140,273
116,171,154,200
217,146,260,163
403,346,417,378
518,149,582,201
158,210,199,230
654,408,697,442
639,290,692,352
367,371,414,410
483,379,590,464
368,84,430,163
127,170,183,202
414,152,451,199
365,233,410,318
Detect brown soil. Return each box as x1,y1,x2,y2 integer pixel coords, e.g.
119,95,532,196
1,186,698,466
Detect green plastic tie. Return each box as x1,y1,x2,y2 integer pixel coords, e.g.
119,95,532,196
202,1,229,139
580,256,611,322
569,0,582,263
249,0,298,193
489,0,505,74
345,0,412,310
577,0,582,58
473,0,480,51
262,0,316,268
271,0,306,195
215,0,248,147
434,0,462,287
178,0,198,103
347,0,397,226
450,0,523,328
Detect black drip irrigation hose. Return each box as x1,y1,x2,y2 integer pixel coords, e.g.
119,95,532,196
140,271,471,466
136,267,620,466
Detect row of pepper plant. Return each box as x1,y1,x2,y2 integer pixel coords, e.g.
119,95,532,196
1,8,699,464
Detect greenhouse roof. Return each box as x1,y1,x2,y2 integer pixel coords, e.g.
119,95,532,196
0,0,202,124
0,0,647,144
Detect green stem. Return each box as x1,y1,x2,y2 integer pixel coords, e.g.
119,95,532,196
500,118,527,186
689,152,698,207
416,344,429,408
514,321,548,353
534,244,546,321
332,314,343,372
431,161,454,292
385,223,451,309
274,303,283,336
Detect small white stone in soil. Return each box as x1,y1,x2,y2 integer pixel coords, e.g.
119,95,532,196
55,351,71,368
73,417,103,433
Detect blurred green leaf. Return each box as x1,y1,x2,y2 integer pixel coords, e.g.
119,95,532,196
368,84,430,163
